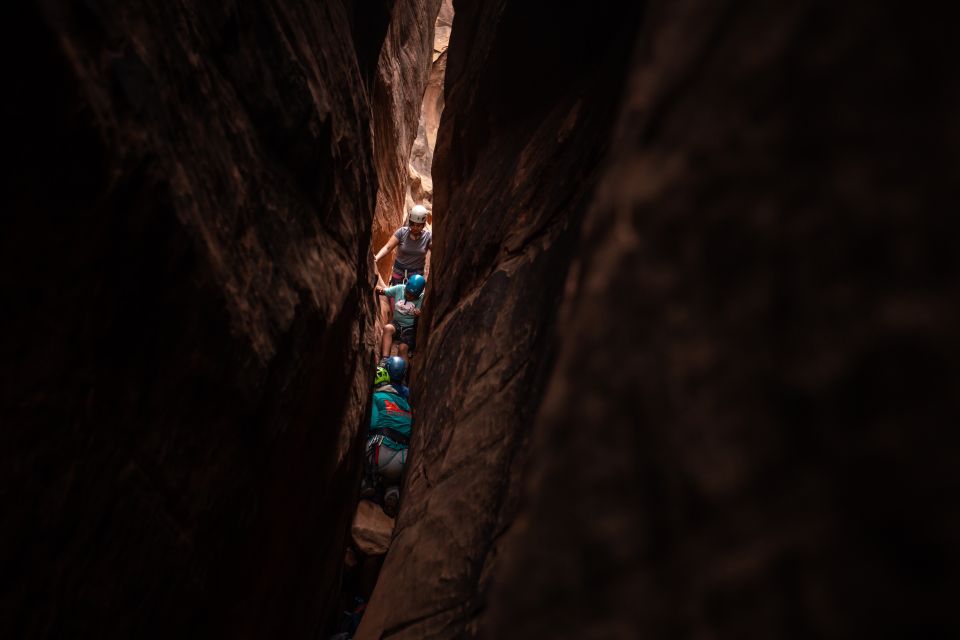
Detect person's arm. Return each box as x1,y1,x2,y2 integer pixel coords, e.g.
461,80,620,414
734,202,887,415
370,398,380,429
373,235,400,263
377,283,401,296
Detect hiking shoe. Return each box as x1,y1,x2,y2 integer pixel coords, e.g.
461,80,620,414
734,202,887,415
383,486,400,518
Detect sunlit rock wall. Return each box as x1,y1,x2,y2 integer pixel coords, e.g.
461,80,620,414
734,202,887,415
371,0,443,284
407,0,454,210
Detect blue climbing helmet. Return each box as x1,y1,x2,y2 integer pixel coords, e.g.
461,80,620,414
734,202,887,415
385,356,407,382
406,274,426,297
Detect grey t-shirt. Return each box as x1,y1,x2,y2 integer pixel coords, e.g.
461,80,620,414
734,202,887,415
393,227,432,272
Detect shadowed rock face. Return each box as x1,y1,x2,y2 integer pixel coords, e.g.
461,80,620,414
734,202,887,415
362,0,960,638
0,2,429,637
483,2,960,636
350,0,396,91
4,0,958,638
357,2,646,637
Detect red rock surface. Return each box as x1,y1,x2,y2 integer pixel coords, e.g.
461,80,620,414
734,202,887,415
371,0,444,285
407,0,454,208
356,2,647,637
1,1,434,637
351,499,396,556
4,1,959,638
360,1,960,638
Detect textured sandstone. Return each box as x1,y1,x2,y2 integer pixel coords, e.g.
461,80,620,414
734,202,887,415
1,1,434,637
480,2,960,635
371,0,444,285
4,0,958,637
361,1,960,639
351,499,396,556
433,0,454,56
357,3,646,638
407,0,454,208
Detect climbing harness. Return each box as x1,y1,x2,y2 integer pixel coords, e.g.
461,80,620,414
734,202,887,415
391,268,409,285
368,427,410,446
365,434,408,481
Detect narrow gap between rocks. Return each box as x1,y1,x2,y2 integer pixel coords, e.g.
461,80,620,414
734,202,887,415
325,4,453,638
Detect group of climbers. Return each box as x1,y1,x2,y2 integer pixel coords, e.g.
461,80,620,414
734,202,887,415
360,204,431,518
373,203,430,360
362,356,411,517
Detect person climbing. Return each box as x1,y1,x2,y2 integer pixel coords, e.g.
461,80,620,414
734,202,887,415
361,366,413,517
372,204,431,314
384,355,410,399
376,273,425,361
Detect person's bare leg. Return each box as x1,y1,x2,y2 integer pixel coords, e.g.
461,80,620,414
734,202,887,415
398,342,409,359
376,274,391,326
381,324,396,359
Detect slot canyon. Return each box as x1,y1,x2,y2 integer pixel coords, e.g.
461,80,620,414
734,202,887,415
3,1,958,638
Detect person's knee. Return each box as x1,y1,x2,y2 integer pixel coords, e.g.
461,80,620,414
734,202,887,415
385,324,396,336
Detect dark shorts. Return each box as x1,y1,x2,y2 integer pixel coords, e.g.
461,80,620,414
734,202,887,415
395,323,417,351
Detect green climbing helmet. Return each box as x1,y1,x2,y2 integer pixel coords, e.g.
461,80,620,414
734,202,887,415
374,366,390,386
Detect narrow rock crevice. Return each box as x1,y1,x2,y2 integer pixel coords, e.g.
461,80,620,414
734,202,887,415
4,1,958,639
329,2,449,637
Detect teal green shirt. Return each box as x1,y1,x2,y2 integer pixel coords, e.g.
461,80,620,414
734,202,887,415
369,387,412,450
383,284,423,328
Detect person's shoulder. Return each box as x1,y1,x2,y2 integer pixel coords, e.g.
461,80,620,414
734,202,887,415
394,226,409,238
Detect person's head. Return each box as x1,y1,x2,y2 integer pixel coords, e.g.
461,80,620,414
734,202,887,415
385,356,407,382
405,274,426,298
408,205,428,235
374,366,390,387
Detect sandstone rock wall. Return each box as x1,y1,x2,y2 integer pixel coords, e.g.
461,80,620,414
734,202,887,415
0,1,429,637
407,0,454,209
371,0,444,284
357,2,646,637
482,2,960,637
4,0,957,637
361,0,959,638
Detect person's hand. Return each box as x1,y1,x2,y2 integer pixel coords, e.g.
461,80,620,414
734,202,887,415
375,286,384,295
413,308,421,317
